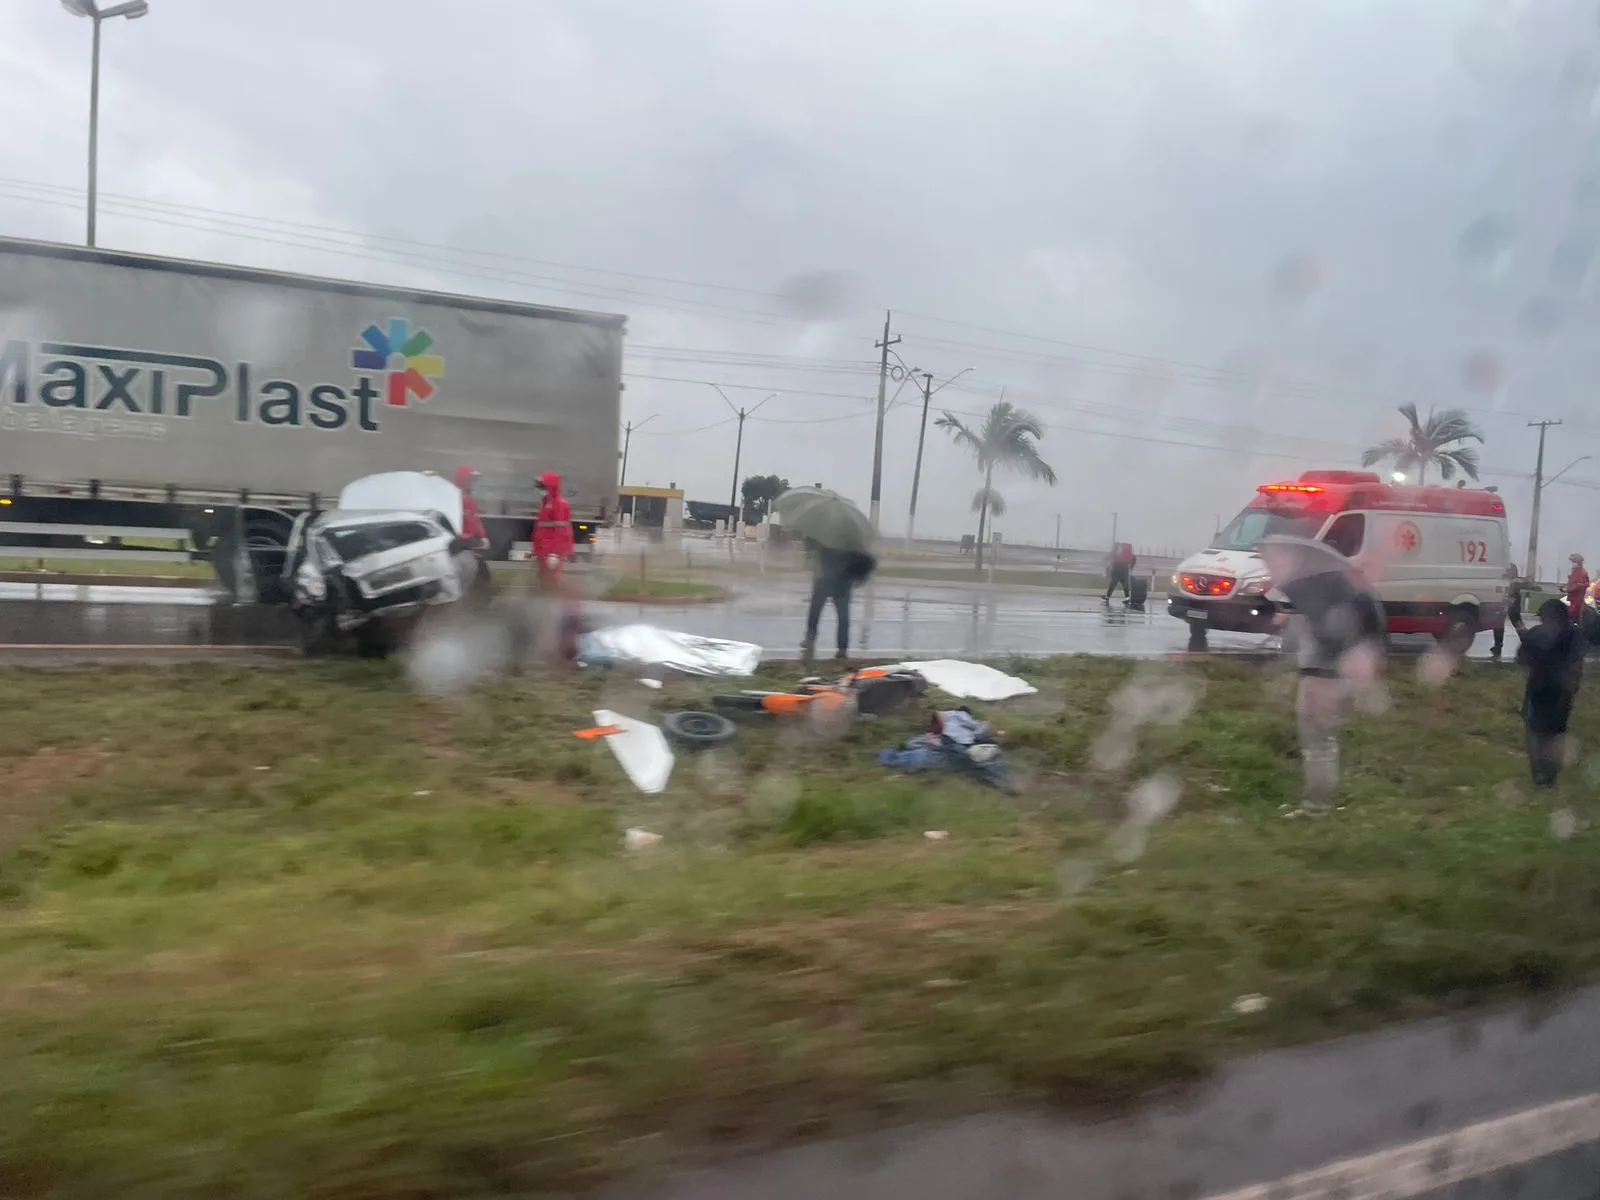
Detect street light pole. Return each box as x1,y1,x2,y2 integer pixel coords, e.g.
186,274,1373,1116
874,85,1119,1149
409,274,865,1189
87,13,102,247
1526,419,1563,584
61,0,150,248
708,385,777,528
618,414,657,488
905,365,973,546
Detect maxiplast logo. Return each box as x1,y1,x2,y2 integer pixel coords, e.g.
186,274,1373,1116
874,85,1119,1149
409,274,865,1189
0,317,444,442
352,319,445,408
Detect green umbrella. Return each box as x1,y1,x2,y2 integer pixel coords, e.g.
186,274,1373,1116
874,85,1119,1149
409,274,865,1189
772,487,874,553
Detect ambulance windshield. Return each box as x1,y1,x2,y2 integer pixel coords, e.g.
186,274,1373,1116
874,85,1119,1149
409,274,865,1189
1212,507,1324,551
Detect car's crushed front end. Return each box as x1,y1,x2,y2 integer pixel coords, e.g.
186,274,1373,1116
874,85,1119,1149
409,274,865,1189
284,472,482,653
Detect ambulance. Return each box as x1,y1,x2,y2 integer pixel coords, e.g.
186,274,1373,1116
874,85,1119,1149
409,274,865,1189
1168,469,1510,649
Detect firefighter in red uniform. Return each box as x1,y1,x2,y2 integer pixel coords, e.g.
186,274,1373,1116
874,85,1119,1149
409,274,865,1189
532,471,579,659
1566,553,1590,624
453,465,489,545
452,465,491,596
533,471,574,588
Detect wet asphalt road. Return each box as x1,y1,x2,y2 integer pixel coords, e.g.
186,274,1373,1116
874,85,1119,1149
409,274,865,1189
0,578,1504,663
603,986,1600,1200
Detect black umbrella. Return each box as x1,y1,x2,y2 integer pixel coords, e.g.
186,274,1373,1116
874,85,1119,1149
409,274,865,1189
1259,537,1384,660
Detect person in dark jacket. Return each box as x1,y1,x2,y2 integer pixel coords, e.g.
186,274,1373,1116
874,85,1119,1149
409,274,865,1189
801,538,876,666
1511,598,1584,788
1491,562,1524,660
1103,542,1136,603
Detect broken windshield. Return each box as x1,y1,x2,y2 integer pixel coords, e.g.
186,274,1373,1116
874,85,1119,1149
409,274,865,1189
321,521,438,562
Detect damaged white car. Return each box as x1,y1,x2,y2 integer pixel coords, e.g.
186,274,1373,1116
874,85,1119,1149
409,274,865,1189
283,471,486,654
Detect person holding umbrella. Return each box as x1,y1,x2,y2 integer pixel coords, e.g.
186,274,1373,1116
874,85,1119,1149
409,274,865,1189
1509,598,1584,788
1259,536,1387,819
772,487,877,667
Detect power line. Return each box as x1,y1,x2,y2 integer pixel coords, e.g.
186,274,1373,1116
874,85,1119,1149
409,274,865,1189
0,184,794,328
0,175,799,305
634,416,738,437
12,176,1600,488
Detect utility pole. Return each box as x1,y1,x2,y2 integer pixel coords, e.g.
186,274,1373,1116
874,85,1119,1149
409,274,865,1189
905,364,973,546
1527,419,1561,584
617,414,657,488
1111,512,1119,548
869,310,900,533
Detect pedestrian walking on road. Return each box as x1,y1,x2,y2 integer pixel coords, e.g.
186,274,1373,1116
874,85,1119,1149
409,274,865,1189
1491,561,1524,660
1103,542,1136,603
801,538,876,667
1511,598,1584,788
1566,554,1591,625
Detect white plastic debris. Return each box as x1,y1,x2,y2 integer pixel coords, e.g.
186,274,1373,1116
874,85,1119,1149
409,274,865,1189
891,660,1037,701
593,708,674,794
639,678,664,690
1232,994,1270,1015
413,790,433,797
624,827,662,850
578,625,761,676
254,765,271,772
923,830,950,841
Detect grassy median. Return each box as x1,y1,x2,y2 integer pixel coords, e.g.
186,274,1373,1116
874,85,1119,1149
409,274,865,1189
0,656,1596,1197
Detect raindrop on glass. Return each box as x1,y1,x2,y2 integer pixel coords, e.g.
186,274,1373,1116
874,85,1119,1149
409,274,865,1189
1518,297,1565,340
1054,858,1098,898
1461,349,1505,396
774,270,856,321
1272,252,1327,304
1455,214,1517,276
1550,237,1595,290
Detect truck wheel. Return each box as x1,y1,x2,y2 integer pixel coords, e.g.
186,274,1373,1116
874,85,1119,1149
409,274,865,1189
1439,606,1478,657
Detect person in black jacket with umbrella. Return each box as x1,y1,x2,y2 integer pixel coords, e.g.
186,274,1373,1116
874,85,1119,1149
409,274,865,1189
801,539,876,666
1510,598,1584,788
771,487,878,668
1260,536,1388,818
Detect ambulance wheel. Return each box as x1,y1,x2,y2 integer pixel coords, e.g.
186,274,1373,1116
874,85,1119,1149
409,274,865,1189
1439,606,1477,657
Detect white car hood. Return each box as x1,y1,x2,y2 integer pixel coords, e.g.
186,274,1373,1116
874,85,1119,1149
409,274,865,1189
1176,548,1268,582
337,471,464,535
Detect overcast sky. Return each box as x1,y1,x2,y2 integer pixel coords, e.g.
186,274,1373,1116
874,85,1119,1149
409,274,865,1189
4,0,1600,563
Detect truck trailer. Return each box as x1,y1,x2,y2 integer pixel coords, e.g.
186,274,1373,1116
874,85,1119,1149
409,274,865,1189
0,237,625,597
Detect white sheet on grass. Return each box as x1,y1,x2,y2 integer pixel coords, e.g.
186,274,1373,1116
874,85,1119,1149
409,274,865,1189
892,660,1037,701
593,708,674,794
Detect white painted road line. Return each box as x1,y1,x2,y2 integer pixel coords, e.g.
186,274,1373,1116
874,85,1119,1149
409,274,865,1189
1205,1092,1600,1199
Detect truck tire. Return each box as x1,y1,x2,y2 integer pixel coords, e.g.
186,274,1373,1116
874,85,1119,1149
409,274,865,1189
1439,605,1478,657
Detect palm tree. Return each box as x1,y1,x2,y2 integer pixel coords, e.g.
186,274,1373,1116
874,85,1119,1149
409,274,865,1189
935,399,1057,570
1360,402,1485,485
